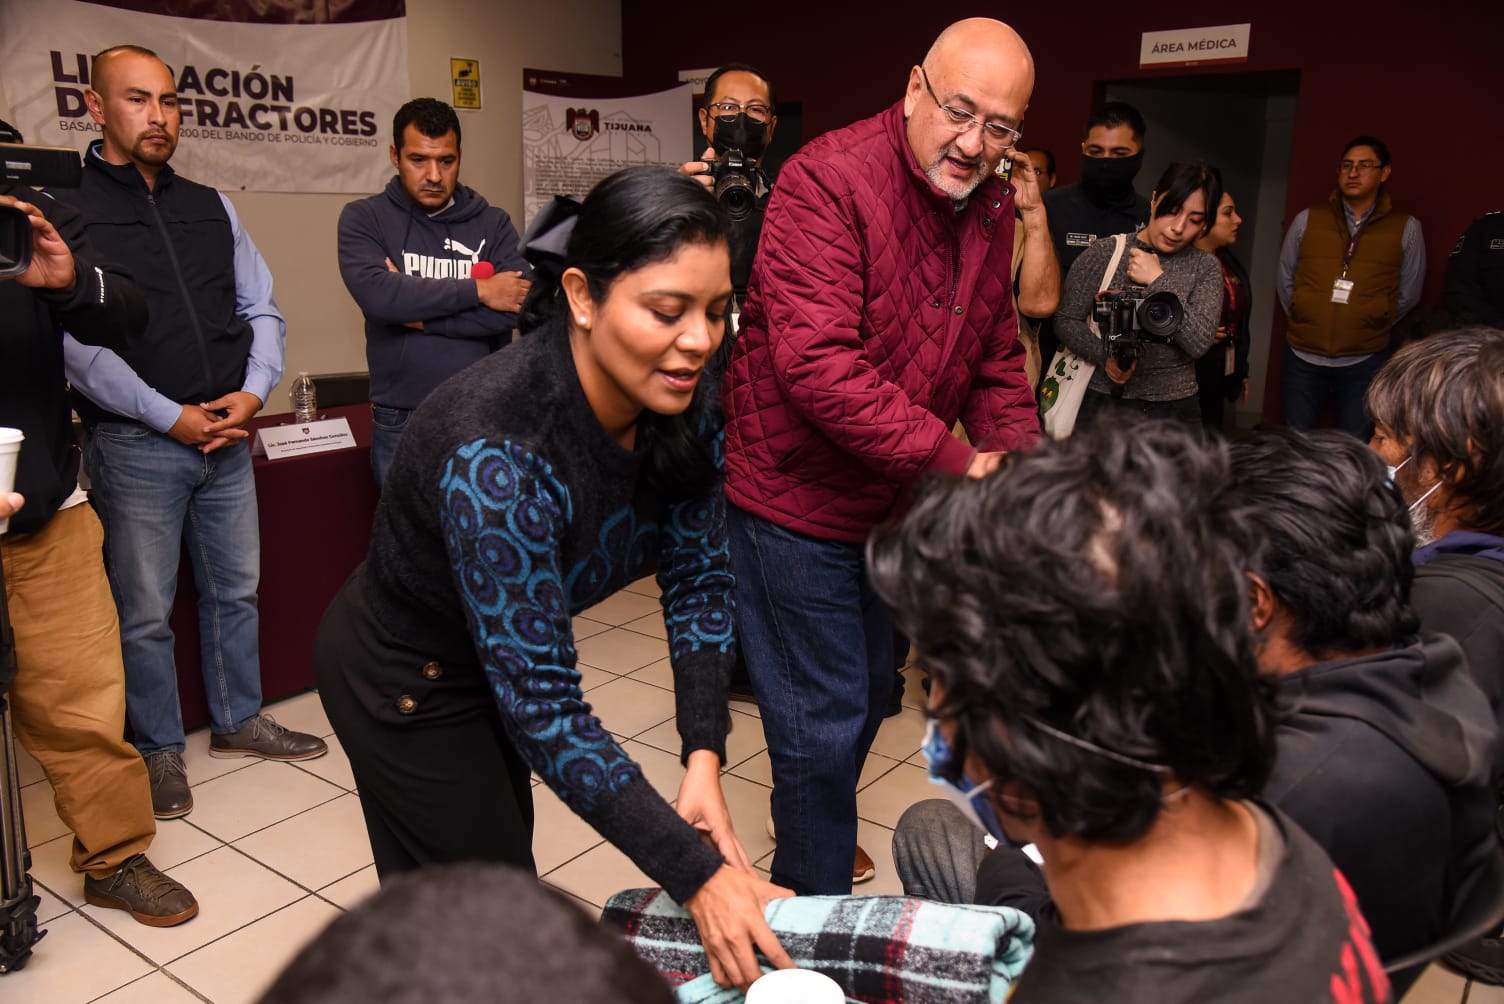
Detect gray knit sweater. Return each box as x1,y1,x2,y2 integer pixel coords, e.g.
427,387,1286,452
1053,234,1222,401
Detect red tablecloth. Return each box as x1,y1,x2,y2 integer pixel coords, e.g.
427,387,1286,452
169,404,378,732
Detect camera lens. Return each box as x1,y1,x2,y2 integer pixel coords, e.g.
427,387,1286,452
716,175,757,223
1138,292,1184,339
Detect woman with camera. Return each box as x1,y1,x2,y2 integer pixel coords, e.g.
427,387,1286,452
314,167,793,990
1052,161,1224,426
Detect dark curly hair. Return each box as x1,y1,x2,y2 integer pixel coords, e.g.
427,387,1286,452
1365,326,1504,535
1227,428,1418,659
258,864,673,1004
868,420,1275,844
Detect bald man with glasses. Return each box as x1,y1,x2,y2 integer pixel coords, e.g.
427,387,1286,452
721,18,1041,897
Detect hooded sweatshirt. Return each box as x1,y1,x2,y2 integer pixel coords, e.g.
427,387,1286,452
1413,531,1504,785
337,177,529,410
1267,633,1498,962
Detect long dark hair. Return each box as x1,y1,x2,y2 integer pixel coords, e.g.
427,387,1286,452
519,167,731,501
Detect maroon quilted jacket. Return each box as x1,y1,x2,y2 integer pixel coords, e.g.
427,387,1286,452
724,100,1040,543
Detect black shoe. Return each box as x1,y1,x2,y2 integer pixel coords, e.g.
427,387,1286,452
85,854,198,927
1445,930,1504,985
209,714,327,761
145,750,192,819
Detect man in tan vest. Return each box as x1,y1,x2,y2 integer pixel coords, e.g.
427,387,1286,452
1277,135,1424,439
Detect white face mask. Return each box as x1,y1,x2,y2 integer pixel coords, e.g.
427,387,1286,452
1386,455,1410,484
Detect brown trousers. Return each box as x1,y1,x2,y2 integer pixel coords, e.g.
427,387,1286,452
3,503,154,878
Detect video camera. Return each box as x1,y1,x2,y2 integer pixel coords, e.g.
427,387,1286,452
0,143,83,279
707,150,760,224
1093,289,1184,368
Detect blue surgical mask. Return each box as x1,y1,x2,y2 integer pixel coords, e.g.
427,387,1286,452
1386,455,1410,484
922,721,1012,845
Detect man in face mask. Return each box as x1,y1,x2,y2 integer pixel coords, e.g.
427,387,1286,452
1365,327,1504,986
1036,103,1150,373
679,63,778,299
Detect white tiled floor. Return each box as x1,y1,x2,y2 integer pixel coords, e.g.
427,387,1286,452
4,574,1497,1002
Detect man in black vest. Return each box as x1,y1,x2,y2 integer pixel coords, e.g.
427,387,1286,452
59,45,325,823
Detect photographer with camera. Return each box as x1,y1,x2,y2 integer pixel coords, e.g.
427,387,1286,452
0,119,199,929
678,64,776,301
1052,161,1223,427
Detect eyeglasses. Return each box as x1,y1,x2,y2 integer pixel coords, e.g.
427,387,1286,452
706,100,774,123
919,66,1022,149
1339,160,1384,173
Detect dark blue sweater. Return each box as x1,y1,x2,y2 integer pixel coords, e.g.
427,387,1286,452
338,177,529,410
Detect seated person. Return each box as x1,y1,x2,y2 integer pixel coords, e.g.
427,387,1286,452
258,864,673,1004
870,420,1391,1003
1227,428,1497,971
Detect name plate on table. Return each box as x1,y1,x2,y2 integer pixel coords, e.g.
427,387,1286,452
253,418,356,460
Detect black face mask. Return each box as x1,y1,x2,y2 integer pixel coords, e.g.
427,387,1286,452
710,113,769,161
1079,151,1144,207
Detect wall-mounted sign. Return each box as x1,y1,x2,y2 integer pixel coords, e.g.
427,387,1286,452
451,57,481,110
677,67,719,92
1140,23,1251,68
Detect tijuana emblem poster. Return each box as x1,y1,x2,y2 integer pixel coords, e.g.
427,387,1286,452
522,68,694,229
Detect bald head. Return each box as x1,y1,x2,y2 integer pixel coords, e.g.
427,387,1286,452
923,18,1035,83
905,18,1035,200
85,45,180,185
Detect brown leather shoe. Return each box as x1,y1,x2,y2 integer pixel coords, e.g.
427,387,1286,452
145,750,192,819
85,854,198,927
853,844,876,884
209,714,327,761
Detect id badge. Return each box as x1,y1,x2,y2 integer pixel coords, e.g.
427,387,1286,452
1225,344,1236,376
1331,278,1355,304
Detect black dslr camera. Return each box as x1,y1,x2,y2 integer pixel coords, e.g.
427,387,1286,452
0,143,83,279
1093,289,1184,368
707,151,759,223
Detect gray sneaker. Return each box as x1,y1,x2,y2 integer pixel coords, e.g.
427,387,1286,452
85,854,198,927
146,750,192,819
209,714,327,761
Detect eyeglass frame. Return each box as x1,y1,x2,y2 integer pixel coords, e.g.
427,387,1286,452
918,65,1023,149
704,100,774,123
1338,159,1385,173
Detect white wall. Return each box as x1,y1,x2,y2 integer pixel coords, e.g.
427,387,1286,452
0,0,621,415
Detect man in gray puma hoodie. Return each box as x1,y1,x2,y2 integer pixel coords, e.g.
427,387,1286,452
1228,428,1497,984
338,98,530,484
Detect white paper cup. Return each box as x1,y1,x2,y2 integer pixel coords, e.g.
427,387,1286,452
744,968,846,1004
0,428,22,535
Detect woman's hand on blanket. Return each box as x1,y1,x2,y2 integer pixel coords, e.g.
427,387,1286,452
677,750,755,873
685,865,796,990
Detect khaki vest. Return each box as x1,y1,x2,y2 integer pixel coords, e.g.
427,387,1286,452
1287,190,1410,357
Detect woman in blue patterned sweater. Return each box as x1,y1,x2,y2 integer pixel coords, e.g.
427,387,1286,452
315,167,793,989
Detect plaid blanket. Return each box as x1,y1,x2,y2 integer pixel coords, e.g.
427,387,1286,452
602,889,1034,1004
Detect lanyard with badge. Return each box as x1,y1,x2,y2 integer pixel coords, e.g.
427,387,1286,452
1332,218,1365,304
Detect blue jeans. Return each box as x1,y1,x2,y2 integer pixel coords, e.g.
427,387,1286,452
1281,346,1390,440
727,504,894,895
369,404,411,487
84,424,264,755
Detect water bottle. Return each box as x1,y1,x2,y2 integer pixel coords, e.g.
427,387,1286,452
290,371,317,422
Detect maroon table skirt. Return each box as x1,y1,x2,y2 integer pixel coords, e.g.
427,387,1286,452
169,404,378,733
